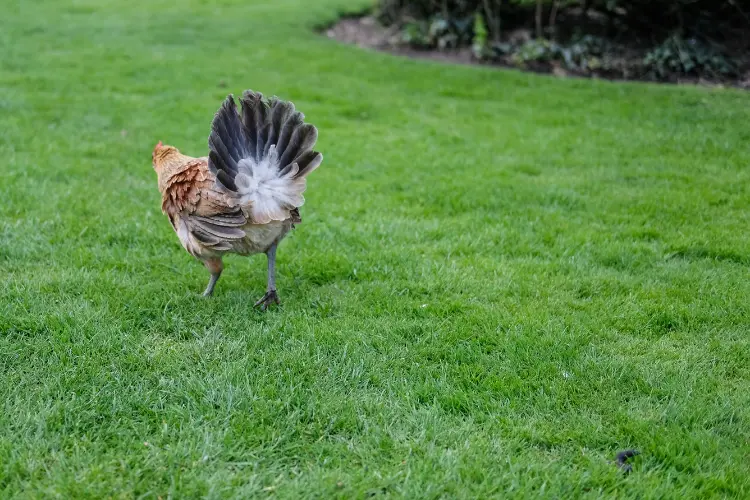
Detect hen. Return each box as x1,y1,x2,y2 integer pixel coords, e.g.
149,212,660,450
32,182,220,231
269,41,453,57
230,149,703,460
152,90,323,309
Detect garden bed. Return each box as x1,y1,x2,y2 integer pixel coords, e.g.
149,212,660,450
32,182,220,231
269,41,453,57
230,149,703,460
325,14,750,89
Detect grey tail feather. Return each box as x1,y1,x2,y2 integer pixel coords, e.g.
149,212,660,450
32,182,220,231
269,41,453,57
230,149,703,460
207,90,323,193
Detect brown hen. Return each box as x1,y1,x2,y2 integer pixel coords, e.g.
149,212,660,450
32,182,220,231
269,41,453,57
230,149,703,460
152,90,322,309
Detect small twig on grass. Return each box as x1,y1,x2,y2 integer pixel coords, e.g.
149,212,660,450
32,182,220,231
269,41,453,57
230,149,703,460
615,449,640,474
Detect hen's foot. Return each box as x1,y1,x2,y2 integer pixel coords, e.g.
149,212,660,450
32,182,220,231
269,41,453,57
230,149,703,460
254,290,280,311
202,261,223,297
202,276,219,297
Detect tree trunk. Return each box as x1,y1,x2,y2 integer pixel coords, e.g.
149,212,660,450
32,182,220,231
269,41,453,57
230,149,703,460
536,0,543,38
483,0,501,42
549,0,559,34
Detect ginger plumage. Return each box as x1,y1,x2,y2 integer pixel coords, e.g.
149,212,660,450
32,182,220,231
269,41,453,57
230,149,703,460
152,90,323,309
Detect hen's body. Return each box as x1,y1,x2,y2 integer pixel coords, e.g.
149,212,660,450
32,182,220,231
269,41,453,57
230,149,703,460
156,154,292,259
152,90,322,308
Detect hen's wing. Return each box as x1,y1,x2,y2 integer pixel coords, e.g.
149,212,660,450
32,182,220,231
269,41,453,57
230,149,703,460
161,158,247,252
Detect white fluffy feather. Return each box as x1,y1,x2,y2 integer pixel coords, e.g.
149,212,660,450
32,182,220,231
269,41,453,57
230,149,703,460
234,145,306,224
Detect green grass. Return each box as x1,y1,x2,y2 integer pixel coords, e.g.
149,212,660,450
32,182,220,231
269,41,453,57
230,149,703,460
2,0,750,497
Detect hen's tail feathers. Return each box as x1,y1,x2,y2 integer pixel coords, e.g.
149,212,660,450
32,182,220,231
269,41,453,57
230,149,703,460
208,90,323,224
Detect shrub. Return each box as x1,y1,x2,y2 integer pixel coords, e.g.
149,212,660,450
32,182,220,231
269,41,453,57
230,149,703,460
376,0,749,80
378,1,750,43
643,35,738,78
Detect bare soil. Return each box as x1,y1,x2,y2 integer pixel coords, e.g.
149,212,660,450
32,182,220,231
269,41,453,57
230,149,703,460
325,16,476,66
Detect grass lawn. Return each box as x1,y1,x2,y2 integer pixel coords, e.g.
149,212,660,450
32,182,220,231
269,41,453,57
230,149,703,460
2,0,750,497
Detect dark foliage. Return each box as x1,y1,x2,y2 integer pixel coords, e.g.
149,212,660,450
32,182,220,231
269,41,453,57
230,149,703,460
377,0,750,81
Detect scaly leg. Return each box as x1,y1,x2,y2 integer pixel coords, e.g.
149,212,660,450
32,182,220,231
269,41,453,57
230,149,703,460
254,243,280,310
202,258,223,297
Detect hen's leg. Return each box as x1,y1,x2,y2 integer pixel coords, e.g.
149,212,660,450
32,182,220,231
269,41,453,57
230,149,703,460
254,243,280,310
202,258,223,297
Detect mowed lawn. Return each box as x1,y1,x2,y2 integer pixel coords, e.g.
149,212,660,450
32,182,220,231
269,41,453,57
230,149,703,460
2,0,750,497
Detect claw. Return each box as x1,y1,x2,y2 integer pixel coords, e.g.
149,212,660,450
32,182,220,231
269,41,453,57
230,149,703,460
254,289,280,311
